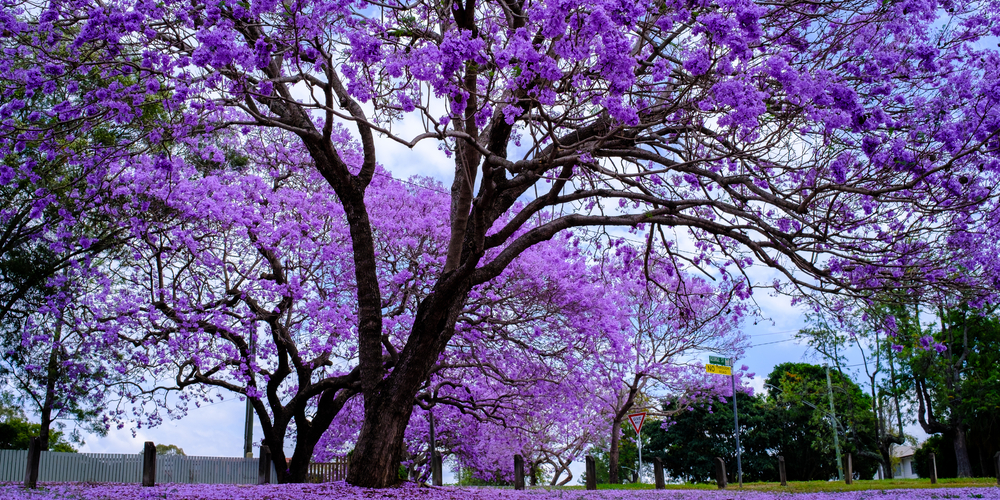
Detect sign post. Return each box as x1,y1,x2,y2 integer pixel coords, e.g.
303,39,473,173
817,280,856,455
707,356,741,488
627,412,647,483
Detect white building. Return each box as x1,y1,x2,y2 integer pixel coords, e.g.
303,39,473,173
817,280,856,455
891,445,920,479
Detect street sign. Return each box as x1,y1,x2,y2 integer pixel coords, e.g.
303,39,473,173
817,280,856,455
709,356,731,366
706,363,733,376
627,412,647,434
627,412,648,484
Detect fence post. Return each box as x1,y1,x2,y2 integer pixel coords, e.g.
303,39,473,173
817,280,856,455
142,441,157,487
23,436,40,489
929,453,937,484
585,455,596,491
431,452,442,486
994,451,999,486
714,457,727,489
778,455,787,486
844,453,852,485
653,457,665,489
258,445,271,485
513,454,524,490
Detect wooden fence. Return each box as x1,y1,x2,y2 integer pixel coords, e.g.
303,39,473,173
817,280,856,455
0,449,276,484
307,458,349,482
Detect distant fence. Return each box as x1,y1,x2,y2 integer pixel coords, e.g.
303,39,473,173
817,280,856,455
0,449,277,484
307,458,348,482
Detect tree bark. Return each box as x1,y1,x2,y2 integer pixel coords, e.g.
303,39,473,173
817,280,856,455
39,317,63,451
954,425,973,478
609,417,622,484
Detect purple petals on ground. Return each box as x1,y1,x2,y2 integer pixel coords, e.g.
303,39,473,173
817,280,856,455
1,483,998,500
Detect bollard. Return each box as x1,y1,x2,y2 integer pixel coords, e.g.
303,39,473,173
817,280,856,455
23,436,40,489
432,452,442,486
258,445,271,485
585,455,597,491
514,454,524,490
845,453,852,485
778,455,787,486
142,441,157,487
929,452,938,484
653,457,665,489
714,457,727,489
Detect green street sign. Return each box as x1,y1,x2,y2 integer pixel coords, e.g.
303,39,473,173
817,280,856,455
709,356,731,366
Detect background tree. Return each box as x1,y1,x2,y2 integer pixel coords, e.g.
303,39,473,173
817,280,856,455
590,249,747,484
0,400,78,452
155,443,186,456
645,386,764,483
646,363,878,482
795,304,908,478
908,304,1000,478
765,362,880,481
0,20,176,450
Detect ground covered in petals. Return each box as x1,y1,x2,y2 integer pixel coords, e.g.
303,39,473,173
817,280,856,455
1,483,999,500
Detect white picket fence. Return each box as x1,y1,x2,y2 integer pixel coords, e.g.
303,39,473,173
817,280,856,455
0,449,276,484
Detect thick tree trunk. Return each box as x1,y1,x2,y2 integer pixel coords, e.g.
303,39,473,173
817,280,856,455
954,426,973,478
880,447,893,479
609,418,622,484
346,391,416,487
345,283,469,487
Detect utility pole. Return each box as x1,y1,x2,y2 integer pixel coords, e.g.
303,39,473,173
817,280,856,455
824,363,844,481
732,365,742,488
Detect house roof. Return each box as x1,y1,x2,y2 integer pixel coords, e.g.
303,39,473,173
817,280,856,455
892,445,916,459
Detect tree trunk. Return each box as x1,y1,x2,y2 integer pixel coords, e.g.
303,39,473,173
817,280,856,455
39,319,63,451
345,286,468,488
345,391,415,487
609,418,622,484
954,426,973,478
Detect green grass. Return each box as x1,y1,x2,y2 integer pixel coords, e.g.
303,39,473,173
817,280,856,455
540,477,999,493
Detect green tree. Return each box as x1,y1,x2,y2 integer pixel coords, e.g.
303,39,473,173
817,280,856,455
644,364,879,483
0,402,78,452
765,362,880,481
155,444,186,456
909,305,1000,478
645,392,770,483
795,305,910,479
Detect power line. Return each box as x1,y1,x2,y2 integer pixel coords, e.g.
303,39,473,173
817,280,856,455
749,338,800,348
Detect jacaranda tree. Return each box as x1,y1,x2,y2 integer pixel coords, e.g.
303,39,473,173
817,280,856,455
3,0,1000,487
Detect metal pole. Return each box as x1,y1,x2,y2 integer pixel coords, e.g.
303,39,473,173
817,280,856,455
638,436,643,483
244,399,254,457
731,368,742,488
824,363,844,481
244,334,256,457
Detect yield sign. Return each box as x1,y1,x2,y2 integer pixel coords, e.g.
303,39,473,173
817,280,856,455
627,412,647,434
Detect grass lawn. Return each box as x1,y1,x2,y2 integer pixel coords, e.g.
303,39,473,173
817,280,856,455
550,477,1000,493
